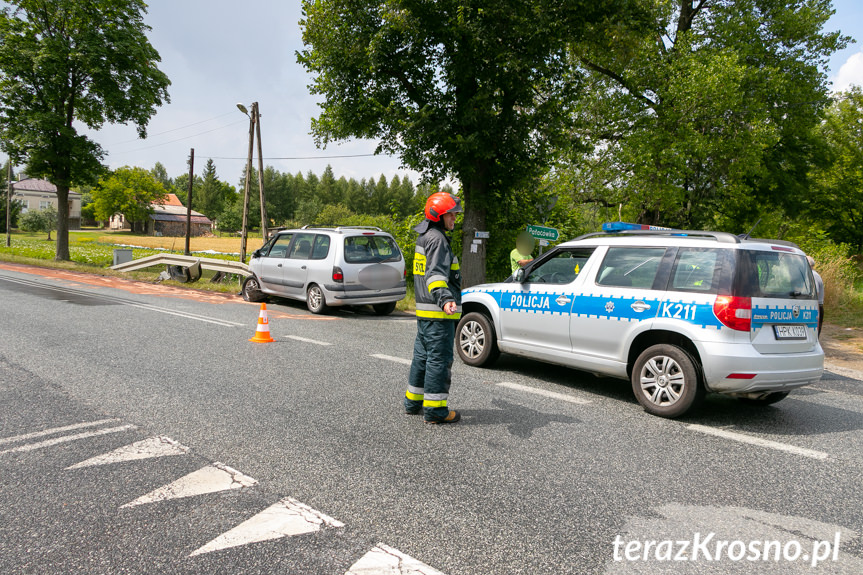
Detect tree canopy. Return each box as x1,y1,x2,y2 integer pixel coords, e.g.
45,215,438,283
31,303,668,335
298,0,638,286
0,0,170,259
92,166,167,232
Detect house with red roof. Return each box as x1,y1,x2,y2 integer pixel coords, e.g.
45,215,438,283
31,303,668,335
109,193,213,236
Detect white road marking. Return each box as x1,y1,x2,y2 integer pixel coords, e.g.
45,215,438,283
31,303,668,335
0,424,137,455
286,335,332,346
371,354,412,366
66,436,189,470
189,497,344,557
346,543,447,575
686,424,829,460
0,418,121,446
121,462,257,508
497,381,592,405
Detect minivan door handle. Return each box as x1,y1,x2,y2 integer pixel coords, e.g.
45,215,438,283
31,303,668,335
631,301,651,313
277,263,282,268
301,265,307,270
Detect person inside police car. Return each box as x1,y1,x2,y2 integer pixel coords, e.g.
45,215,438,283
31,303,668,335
405,192,463,424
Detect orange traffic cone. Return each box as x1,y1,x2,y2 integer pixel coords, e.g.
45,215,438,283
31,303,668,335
249,303,275,343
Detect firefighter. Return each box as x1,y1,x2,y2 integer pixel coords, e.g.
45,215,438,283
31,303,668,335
405,192,463,424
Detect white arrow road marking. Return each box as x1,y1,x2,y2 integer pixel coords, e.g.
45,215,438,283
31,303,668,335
371,354,412,366
0,424,137,455
686,424,829,460
0,418,121,445
346,543,447,575
286,335,332,346
497,381,592,405
121,462,257,508
189,497,344,557
66,436,189,470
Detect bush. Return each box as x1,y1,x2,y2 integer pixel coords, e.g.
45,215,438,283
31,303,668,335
18,206,57,239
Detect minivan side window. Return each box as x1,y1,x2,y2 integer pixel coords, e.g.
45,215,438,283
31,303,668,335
597,247,667,289
310,235,330,260
289,233,316,260
266,235,293,258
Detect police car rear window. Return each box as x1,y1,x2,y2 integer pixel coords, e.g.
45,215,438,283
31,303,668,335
739,251,814,299
596,247,666,289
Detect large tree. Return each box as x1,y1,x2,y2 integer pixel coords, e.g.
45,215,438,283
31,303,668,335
298,0,636,286
91,166,167,232
0,0,170,260
560,0,848,230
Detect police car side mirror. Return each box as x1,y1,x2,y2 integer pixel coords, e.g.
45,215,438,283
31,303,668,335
515,268,526,283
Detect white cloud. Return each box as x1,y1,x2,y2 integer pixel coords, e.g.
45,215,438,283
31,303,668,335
832,50,863,93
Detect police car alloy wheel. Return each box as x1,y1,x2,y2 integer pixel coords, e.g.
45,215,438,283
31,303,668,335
242,276,267,303
631,344,704,418
306,284,328,314
456,312,500,367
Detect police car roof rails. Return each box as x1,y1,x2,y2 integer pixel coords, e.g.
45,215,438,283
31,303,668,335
575,228,740,244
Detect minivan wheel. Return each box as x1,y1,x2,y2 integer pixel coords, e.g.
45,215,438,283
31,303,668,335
631,344,704,418
306,284,328,314
738,391,790,406
372,301,397,316
241,276,267,303
456,312,500,367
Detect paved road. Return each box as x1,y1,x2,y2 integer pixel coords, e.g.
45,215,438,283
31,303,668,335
1,263,862,574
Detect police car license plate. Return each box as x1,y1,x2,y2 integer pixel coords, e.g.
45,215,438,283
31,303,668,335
774,325,806,340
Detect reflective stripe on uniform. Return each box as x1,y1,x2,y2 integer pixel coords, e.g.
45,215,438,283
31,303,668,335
416,303,461,320
406,390,424,401
423,393,448,408
427,280,448,292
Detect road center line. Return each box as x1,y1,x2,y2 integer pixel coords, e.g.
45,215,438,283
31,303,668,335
286,335,332,346
371,354,412,366
497,381,592,405
0,424,137,455
686,424,828,460
0,418,121,446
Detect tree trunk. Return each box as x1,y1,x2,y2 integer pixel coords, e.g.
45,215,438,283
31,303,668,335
55,185,70,261
459,169,490,288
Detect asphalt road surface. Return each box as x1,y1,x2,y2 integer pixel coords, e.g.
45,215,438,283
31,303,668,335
1,262,862,574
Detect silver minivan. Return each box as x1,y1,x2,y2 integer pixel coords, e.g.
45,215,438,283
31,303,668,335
241,226,406,315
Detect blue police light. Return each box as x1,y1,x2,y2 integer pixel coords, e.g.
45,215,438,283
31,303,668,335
602,221,674,232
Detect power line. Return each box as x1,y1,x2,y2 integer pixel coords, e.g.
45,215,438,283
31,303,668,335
107,119,249,155
106,111,238,146
201,153,381,161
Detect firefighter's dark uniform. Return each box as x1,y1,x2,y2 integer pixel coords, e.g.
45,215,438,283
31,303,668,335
404,219,462,421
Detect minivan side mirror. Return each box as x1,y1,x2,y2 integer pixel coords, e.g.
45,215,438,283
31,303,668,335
515,268,526,283
252,249,261,258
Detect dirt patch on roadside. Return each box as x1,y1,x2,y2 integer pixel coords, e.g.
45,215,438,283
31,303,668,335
821,323,863,374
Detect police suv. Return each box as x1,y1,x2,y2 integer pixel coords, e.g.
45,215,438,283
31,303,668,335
457,225,823,418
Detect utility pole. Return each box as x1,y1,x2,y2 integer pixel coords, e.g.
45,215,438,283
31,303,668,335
239,104,255,263
184,148,195,256
5,161,12,248
254,102,268,241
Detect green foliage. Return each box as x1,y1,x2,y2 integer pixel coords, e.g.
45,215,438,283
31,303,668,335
561,0,849,231
298,0,636,285
809,88,863,253
92,167,168,230
18,206,57,239
0,0,171,260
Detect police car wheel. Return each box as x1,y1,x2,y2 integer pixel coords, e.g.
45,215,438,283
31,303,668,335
242,276,267,303
738,391,790,406
306,284,329,314
457,312,500,367
631,344,704,418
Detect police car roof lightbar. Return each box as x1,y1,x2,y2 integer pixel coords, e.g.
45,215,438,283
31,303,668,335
602,222,675,232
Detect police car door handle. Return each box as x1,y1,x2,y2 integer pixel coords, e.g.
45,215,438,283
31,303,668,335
555,295,571,306
631,301,651,313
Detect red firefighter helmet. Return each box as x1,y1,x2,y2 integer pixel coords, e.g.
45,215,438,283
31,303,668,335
424,192,463,222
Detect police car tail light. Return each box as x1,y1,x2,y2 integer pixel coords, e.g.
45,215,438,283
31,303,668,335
332,266,344,283
713,296,751,331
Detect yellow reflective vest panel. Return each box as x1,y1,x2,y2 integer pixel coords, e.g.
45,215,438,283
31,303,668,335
413,225,462,321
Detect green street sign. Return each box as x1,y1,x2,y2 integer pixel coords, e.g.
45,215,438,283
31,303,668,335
526,224,559,242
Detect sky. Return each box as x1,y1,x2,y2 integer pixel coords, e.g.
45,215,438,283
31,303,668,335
42,0,863,188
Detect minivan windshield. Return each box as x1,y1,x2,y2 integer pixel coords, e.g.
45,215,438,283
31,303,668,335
740,250,815,299
344,235,402,264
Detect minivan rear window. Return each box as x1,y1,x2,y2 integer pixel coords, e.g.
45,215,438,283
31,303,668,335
738,251,815,299
344,235,402,264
